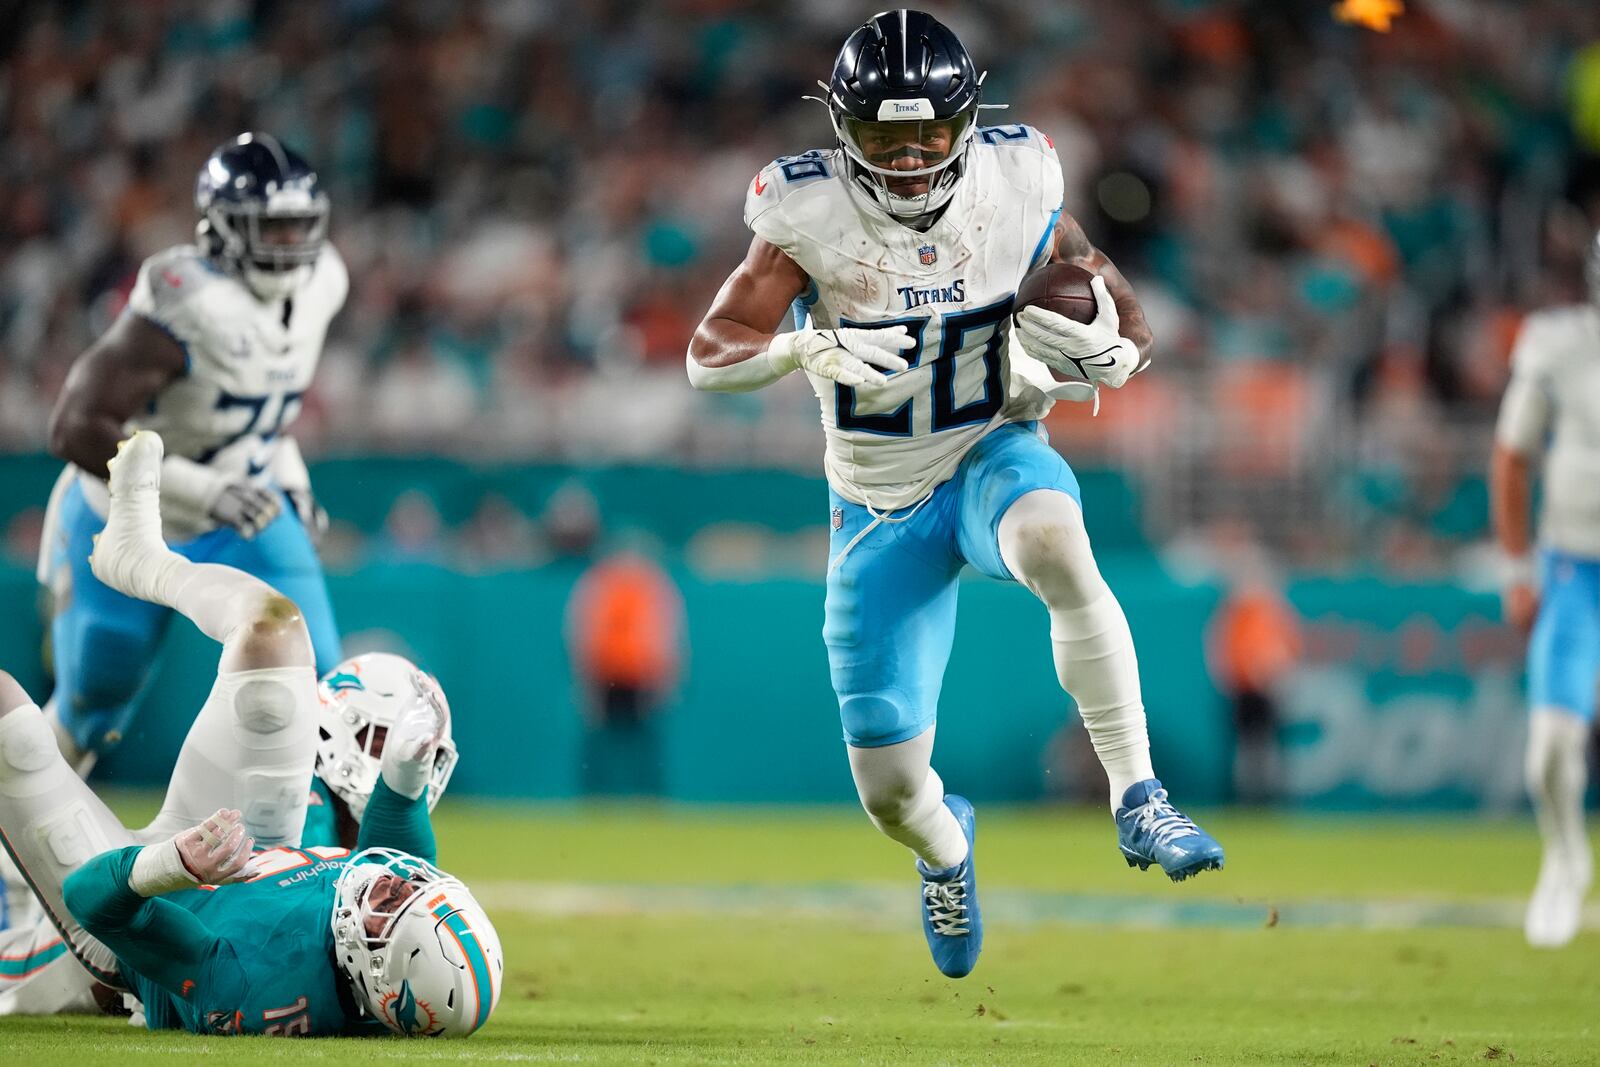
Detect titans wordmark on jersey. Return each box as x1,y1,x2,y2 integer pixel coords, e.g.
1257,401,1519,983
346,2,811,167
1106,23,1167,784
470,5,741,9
71,244,347,537
745,124,1065,510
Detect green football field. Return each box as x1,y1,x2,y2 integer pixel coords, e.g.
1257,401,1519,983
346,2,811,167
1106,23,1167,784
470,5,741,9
5,800,1597,1065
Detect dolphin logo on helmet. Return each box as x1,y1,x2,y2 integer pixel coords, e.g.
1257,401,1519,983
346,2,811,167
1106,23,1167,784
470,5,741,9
316,652,459,822
331,848,504,1038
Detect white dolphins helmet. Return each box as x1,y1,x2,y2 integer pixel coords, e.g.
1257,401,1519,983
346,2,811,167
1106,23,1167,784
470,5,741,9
316,653,458,821
331,848,503,1037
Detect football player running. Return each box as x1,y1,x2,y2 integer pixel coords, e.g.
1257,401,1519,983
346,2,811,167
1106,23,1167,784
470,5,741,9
1491,230,1600,949
687,10,1222,978
38,131,345,778
0,431,500,1036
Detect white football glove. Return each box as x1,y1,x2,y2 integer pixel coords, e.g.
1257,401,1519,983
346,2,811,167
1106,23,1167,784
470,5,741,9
380,676,449,801
128,808,254,896
769,326,914,388
1013,275,1141,390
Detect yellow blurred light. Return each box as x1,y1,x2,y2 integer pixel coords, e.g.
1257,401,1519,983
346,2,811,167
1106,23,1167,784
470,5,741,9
1332,0,1404,32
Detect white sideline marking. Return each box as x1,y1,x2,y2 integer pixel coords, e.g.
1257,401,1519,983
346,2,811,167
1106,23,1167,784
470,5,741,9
472,880,1593,932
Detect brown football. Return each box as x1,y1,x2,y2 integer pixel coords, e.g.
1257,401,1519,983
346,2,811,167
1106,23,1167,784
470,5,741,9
1013,262,1097,325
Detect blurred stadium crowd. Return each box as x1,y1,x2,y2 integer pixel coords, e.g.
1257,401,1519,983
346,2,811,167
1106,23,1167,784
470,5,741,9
3,0,1600,570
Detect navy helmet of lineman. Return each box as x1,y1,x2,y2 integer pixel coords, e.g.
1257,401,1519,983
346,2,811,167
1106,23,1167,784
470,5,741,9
194,132,331,301
822,9,985,221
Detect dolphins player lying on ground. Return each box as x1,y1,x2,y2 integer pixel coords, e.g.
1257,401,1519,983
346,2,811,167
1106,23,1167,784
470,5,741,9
0,650,458,1017
0,432,500,1036
687,9,1222,980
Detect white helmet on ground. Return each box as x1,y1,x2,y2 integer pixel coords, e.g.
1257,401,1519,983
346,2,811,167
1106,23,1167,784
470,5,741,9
316,653,458,821
330,848,504,1037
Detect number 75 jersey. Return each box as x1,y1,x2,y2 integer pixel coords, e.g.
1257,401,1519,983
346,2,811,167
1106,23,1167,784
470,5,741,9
78,243,346,537
745,124,1064,511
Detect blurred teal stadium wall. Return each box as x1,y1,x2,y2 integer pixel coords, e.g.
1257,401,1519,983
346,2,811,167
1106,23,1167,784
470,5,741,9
0,457,1523,809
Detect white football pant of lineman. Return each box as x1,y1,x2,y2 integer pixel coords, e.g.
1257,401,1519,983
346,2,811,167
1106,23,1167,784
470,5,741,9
0,431,319,1014
1524,707,1591,948
849,488,1154,869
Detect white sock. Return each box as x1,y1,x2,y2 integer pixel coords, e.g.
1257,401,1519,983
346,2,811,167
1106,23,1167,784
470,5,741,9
847,730,968,871
1527,707,1592,887
996,489,1155,811
1049,590,1155,809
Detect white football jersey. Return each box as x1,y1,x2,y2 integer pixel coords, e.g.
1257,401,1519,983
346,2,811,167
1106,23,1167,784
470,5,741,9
71,243,346,536
1495,304,1600,558
746,125,1065,510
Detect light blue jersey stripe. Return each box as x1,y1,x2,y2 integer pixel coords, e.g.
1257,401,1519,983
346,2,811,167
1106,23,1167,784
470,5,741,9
1029,205,1063,269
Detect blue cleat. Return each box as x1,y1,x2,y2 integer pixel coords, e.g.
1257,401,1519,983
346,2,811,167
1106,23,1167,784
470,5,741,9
1115,779,1225,882
916,795,983,978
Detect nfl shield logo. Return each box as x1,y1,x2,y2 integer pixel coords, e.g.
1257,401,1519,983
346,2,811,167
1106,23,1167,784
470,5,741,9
831,507,844,531
918,244,937,266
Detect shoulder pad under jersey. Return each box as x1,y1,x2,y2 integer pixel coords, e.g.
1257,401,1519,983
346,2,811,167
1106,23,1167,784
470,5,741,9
744,148,849,258
973,124,1064,212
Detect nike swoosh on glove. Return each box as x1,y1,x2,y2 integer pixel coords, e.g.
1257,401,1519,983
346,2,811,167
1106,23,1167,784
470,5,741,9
769,326,915,388
1012,275,1141,389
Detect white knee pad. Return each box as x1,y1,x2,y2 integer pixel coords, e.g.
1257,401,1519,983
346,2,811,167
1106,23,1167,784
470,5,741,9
856,771,923,826
0,706,57,785
1526,707,1588,795
234,677,298,736
998,490,1102,610
151,666,316,849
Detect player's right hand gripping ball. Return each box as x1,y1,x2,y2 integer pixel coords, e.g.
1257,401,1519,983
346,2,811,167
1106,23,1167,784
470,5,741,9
1012,264,1140,389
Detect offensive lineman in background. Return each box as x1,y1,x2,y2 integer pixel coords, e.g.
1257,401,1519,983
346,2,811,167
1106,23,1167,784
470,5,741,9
686,10,1222,979
1491,231,1600,949
40,132,345,775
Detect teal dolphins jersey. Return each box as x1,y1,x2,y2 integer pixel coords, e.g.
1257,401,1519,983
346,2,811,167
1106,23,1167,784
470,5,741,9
300,775,340,850
62,778,436,1036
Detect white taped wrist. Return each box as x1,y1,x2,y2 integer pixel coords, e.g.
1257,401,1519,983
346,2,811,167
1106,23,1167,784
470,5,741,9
381,763,429,801
128,840,199,897
159,455,226,513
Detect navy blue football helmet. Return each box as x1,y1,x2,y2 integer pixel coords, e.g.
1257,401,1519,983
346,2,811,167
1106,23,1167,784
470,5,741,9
824,10,983,219
195,132,329,299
